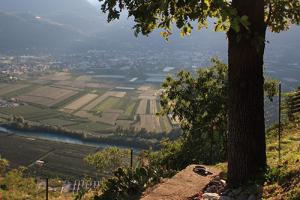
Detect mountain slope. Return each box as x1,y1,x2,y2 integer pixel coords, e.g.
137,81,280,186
0,12,85,51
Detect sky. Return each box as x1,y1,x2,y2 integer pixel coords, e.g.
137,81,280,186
86,0,98,6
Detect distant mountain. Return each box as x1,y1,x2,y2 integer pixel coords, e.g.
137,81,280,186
0,0,299,55
0,11,85,51
0,0,107,34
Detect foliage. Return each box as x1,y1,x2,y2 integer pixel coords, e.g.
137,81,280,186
285,88,300,122
95,166,175,200
159,58,228,166
263,123,300,200
0,156,9,175
264,78,279,101
85,147,130,175
97,0,300,186
0,167,43,200
98,0,300,38
154,59,278,169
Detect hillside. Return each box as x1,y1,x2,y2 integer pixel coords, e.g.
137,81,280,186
0,12,85,51
0,0,105,34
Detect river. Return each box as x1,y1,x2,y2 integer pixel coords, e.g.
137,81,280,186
0,126,137,150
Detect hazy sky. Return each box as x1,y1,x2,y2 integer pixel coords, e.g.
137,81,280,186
86,0,98,6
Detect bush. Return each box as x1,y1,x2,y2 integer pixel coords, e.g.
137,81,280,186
95,166,175,200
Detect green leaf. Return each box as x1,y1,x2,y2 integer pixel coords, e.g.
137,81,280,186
240,15,250,30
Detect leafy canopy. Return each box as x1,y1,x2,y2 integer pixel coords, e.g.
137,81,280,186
85,147,130,175
153,59,278,168
98,0,300,37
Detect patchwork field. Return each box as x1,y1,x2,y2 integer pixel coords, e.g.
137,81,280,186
63,93,98,111
138,114,161,133
0,80,173,134
0,84,29,96
40,72,72,81
136,99,148,115
40,118,77,126
0,134,98,179
18,86,78,107
149,99,158,115
66,121,114,133
0,105,60,121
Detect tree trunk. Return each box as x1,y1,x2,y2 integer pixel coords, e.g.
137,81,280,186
227,0,267,186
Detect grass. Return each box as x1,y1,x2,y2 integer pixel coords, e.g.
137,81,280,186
213,120,300,200
263,121,300,200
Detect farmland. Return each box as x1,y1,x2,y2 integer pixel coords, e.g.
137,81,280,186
18,86,78,107
0,133,98,179
63,93,98,112
0,72,173,136
0,84,30,96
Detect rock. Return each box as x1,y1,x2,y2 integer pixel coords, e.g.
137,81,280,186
202,192,220,200
220,180,226,185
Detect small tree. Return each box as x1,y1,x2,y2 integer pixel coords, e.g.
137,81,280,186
85,147,130,175
160,58,228,166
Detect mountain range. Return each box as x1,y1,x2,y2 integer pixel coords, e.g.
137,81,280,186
0,0,299,55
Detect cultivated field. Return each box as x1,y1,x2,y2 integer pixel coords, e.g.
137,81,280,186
0,134,98,179
149,99,158,115
18,86,78,107
94,97,121,112
138,114,161,133
0,77,173,134
98,112,120,125
40,118,77,126
63,94,98,111
0,84,29,96
40,72,72,81
0,105,60,121
136,99,148,115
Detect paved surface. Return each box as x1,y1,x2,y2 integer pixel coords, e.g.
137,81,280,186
141,165,221,200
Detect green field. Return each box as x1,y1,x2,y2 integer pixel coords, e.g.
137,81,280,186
118,100,139,120
65,121,114,134
2,84,39,98
50,91,86,109
0,134,98,179
0,105,53,119
40,118,77,126
93,97,121,112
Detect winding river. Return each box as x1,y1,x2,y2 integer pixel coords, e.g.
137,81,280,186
0,126,138,150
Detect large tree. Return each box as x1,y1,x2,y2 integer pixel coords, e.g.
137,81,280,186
97,0,300,186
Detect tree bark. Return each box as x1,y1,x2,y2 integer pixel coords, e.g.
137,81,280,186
227,0,267,186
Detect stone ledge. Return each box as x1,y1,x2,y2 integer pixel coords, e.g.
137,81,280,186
141,165,221,200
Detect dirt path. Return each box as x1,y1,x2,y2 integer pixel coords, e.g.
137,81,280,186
141,165,221,200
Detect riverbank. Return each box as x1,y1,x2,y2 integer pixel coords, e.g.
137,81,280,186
0,122,159,150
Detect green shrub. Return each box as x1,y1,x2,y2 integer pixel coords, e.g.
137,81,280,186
95,166,175,200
